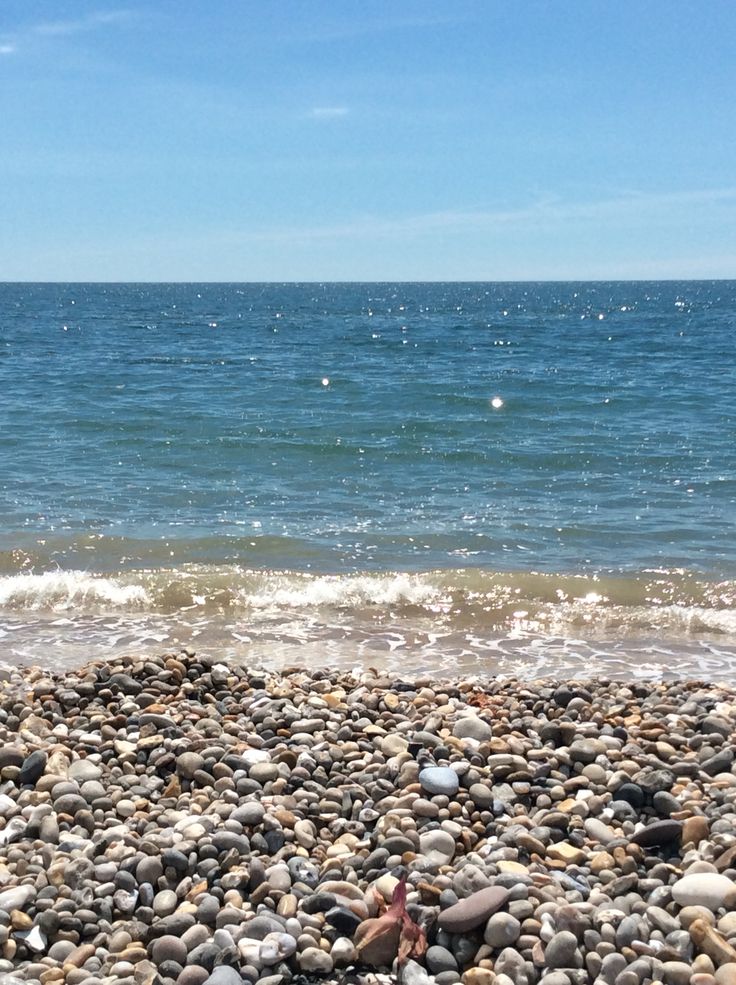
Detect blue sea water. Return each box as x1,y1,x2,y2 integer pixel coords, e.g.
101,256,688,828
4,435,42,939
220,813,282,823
1,281,735,678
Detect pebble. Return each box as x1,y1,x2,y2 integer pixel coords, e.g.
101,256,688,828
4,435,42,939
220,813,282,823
544,930,580,969
419,766,460,797
453,717,492,742
672,873,736,911
419,830,457,866
0,653,732,985
483,912,521,948
439,886,511,933
630,819,683,847
298,947,334,973
426,945,458,974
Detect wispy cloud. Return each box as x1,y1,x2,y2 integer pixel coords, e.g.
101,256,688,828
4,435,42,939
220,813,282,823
284,14,465,46
1,9,132,53
308,106,349,120
32,10,132,37
201,186,736,248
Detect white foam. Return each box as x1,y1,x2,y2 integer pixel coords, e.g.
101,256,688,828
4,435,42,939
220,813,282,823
243,572,441,609
0,572,149,611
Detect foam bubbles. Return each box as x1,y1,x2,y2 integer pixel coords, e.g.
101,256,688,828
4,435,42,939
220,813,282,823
0,572,149,611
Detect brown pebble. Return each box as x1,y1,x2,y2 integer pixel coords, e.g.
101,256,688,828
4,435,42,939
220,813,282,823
690,919,736,968
63,944,95,969
683,815,710,846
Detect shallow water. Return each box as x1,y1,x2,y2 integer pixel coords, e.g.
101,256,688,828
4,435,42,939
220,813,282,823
1,281,735,678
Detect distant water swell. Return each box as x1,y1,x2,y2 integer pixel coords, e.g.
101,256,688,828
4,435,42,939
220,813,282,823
1,560,735,681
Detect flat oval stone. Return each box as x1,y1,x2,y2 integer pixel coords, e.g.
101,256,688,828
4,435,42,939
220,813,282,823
569,739,605,765
419,767,459,797
438,886,511,933
469,783,494,808
453,717,492,742
672,873,736,912
630,819,682,848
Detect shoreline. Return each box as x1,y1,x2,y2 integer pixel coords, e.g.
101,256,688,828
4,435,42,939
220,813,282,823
0,651,734,985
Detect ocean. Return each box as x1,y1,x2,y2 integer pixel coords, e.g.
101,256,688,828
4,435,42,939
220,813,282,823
1,281,735,680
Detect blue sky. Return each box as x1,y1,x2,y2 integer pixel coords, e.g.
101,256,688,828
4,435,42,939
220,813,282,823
2,1,735,281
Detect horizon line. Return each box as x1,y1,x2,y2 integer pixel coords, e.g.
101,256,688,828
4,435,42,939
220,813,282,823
2,277,735,286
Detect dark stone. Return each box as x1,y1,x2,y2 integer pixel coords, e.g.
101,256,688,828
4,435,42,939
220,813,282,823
138,884,155,908
53,794,88,816
115,871,137,892
264,830,285,854
614,783,645,808
702,749,734,776
381,836,416,856
701,716,731,738
108,673,142,694
19,750,47,786
162,849,190,873
553,686,574,707
652,791,681,817
158,961,184,980
325,906,362,934
186,943,218,972
426,945,459,975
0,748,24,770
148,913,196,938
539,722,563,743
605,873,639,896
636,769,676,795
196,895,220,925
210,832,250,855
630,820,682,848
300,893,337,915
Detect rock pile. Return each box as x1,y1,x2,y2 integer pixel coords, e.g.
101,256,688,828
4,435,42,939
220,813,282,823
0,652,734,985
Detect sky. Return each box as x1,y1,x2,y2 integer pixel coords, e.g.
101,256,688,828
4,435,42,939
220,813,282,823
1,1,735,281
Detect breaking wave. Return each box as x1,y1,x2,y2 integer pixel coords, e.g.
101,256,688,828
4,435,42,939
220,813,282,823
1,565,735,639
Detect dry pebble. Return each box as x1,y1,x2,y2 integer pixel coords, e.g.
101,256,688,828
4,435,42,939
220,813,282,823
0,654,734,985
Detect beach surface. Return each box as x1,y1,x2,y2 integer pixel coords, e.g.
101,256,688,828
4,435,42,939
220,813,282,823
0,649,735,985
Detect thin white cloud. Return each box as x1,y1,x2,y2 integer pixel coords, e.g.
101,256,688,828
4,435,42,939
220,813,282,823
308,106,349,120
32,10,132,37
0,10,132,59
203,186,736,247
285,14,466,46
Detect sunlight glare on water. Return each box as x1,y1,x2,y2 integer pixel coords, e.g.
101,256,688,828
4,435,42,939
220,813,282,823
0,281,735,677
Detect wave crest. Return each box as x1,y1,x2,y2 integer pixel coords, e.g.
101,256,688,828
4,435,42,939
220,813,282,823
1,567,735,643
0,571,149,611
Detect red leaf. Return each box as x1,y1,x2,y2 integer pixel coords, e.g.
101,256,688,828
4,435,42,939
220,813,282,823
355,877,427,968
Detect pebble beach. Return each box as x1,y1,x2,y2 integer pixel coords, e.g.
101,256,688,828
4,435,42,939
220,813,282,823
0,653,735,985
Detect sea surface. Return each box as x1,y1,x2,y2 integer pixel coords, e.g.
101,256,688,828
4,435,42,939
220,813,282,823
1,281,735,680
